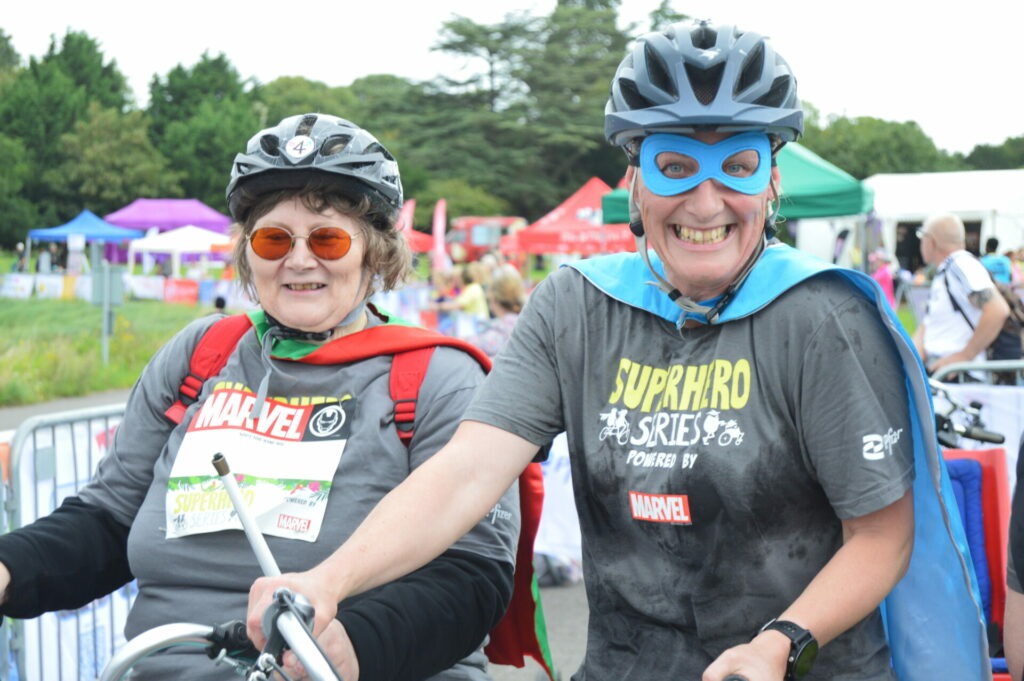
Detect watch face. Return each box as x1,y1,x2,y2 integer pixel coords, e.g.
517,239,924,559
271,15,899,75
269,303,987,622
793,638,819,678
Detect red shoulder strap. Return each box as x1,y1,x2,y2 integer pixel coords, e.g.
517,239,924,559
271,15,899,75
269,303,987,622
389,346,437,447
164,314,253,424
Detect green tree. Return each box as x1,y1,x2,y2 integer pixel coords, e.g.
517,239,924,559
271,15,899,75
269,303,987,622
965,136,1024,169
433,13,540,112
0,29,20,73
644,0,688,32
148,53,251,148
517,2,629,208
41,30,130,111
0,59,88,227
160,98,260,210
42,103,183,217
412,177,509,227
0,133,37,246
800,115,963,178
256,77,359,127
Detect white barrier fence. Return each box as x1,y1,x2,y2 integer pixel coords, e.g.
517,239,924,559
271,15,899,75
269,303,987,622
3,404,131,681
0,399,584,680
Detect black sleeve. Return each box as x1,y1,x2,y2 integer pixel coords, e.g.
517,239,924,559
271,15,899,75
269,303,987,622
0,496,133,618
1011,437,1024,591
336,548,513,681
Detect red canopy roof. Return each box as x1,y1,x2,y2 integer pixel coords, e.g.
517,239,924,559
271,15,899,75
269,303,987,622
510,177,635,255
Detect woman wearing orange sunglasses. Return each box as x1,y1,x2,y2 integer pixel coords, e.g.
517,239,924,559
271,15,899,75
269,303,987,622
0,114,522,681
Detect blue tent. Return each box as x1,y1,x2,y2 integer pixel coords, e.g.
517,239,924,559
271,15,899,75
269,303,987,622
28,210,145,243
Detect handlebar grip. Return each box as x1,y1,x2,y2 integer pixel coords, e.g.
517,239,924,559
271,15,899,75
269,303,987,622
961,425,1005,444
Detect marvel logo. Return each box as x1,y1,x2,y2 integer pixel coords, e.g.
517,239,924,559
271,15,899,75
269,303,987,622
276,514,312,533
628,490,692,524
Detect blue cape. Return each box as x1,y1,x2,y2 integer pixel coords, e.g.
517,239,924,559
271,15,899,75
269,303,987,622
570,244,990,681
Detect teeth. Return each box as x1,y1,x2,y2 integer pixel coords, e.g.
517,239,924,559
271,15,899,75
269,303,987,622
288,283,323,290
672,225,728,244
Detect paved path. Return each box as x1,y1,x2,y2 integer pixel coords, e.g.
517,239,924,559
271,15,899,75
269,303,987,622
492,579,588,681
0,388,132,432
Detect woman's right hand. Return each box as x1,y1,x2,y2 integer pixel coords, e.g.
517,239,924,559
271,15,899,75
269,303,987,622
0,561,11,605
280,619,359,681
246,568,339,649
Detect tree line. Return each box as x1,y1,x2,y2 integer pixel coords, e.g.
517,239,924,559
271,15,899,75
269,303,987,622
1,0,1021,250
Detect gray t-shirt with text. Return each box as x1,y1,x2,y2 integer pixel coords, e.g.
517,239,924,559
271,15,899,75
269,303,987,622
464,266,913,681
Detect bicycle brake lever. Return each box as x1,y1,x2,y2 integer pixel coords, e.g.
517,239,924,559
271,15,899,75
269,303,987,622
207,620,259,660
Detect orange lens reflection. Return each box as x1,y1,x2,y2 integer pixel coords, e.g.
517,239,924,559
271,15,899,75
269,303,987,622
249,226,353,260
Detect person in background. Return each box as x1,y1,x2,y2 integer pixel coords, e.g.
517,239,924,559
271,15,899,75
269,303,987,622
0,113,519,681
247,20,988,681
981,236,1013,284
11,242,26,272
869,248,897,309
913,213,1010,381
428,267,461,334
430,261,491,323
467,265,527,358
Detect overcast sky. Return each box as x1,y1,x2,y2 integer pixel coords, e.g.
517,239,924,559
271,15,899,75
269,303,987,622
4,1,1022,154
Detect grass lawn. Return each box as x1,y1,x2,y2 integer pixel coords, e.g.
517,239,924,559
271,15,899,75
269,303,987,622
0,298,214,406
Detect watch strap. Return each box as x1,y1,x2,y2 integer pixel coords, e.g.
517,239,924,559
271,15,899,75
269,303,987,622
759,619,817,680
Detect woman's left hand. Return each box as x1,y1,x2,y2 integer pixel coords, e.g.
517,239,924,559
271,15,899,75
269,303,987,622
280,619,359,681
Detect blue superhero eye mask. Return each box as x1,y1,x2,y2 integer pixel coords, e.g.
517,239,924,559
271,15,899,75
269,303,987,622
639,132,772,196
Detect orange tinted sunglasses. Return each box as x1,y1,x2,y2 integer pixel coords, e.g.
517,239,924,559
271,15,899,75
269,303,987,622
249,226,355,261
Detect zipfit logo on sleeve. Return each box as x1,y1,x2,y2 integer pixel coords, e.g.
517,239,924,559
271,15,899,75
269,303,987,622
861,427,904,461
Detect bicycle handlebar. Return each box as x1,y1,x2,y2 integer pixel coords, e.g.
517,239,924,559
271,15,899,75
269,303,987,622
97,623,216,681
97,454,343,681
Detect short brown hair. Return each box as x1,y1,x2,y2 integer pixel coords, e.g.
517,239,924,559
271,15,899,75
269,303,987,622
232,181,411,302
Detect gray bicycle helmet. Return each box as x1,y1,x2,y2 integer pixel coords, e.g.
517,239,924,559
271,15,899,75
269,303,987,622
226,113,403,223
605,19,802,156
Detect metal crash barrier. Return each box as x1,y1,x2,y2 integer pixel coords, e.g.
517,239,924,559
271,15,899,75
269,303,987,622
931,359,1024,489
2,403,130,681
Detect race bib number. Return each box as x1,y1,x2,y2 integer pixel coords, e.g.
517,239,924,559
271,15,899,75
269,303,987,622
166,387,351,542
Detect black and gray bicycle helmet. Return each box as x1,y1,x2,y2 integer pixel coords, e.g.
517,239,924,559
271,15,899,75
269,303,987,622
226,113,403,223
605,20,802,156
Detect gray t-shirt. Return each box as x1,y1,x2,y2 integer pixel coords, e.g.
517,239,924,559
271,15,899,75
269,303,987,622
464,266,914,681
79,313,518,680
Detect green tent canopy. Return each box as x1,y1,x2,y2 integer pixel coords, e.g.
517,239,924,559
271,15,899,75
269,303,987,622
602,142,873,223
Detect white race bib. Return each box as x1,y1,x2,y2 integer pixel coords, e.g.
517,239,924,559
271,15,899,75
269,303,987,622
166,388,351,542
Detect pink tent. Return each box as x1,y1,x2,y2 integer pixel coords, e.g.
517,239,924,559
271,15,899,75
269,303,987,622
510,177,635,255
105,198,232,233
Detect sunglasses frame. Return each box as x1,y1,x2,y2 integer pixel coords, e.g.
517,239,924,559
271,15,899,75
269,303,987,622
248,225,356,261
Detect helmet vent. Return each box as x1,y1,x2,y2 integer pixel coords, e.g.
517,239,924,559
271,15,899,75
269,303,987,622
259,135,281,157
756,75,792,108
643,43,677,99
366,142,396,162
736,42,765,95
618,79,657,111
321,135,353,156
691,25,717,49
684,62,725,105
296,115,318,137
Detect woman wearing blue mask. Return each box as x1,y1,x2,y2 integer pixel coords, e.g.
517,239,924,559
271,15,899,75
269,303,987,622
248,21,987,681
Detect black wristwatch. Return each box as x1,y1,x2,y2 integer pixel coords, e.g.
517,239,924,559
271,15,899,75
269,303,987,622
759,618,819,680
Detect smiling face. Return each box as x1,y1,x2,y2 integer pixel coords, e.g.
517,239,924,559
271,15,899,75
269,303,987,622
247,197,369,333
632,130,779,301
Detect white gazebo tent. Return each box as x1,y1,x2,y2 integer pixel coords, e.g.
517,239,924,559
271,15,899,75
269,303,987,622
126,224,231,276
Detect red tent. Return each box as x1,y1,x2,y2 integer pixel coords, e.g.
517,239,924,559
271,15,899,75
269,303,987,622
403,228,433,253
510,177,635,255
